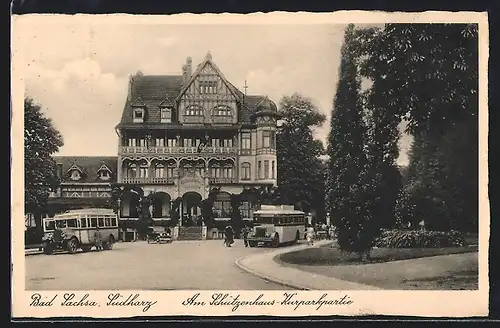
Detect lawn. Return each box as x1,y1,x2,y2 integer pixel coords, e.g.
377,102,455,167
276,243,479,290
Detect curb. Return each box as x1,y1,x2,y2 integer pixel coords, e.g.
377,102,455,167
235,241,332,290
235,255,311,290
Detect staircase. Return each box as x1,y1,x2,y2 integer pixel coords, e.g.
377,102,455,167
177,226,204,240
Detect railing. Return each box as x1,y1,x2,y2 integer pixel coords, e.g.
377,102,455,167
122,177,175,184
256,148,276,155
209,177,236,184
120,146,238,155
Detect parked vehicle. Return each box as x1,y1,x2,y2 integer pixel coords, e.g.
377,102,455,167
41,208,118,255
247,205,306,247
146,226,172,244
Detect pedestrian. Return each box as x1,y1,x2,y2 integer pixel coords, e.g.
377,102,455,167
242,226,251,247
224,224,234,247
306,224,315,246
94,227,103,251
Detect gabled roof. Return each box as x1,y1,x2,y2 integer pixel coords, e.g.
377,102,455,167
66,163,83,173
97,164,112,173
54,156,118,184
175,52,241,101
116,53,279,128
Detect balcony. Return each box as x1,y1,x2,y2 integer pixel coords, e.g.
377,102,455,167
120,146,238,156
122,177,175,184
209,177,236,184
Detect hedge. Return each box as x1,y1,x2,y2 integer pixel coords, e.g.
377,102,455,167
374,229,467,248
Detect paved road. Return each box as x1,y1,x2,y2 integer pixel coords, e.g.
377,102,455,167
25,240,292,290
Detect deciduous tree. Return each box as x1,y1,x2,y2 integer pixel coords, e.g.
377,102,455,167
24,97,63,227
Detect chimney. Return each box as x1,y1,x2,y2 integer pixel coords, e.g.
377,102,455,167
127,75,133,101
186,56,192,80
182,65,188,85
56,163,63,180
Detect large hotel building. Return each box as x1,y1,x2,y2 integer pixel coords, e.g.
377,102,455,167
47,52,280,240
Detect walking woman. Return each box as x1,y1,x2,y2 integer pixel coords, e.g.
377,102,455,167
306,224,315,246
224,224,235,247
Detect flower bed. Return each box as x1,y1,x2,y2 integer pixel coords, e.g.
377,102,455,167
374,229,467,248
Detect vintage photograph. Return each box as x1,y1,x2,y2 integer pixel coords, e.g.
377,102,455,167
12,12,488,317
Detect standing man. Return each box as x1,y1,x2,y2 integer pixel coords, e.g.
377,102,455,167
242,226,251,247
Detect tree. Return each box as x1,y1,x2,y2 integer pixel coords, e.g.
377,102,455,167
229,193,243,237
201,187,219,229
325,24,374,259
24,97,63,227
276,93,326,217
356,23,478,232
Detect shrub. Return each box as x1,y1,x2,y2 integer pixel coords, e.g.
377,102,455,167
374,229,467,248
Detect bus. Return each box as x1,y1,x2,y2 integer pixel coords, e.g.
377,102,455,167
42,208,118,255
247,205,306,247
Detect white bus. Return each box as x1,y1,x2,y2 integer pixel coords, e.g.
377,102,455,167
247,205,306,247
42,208,118,254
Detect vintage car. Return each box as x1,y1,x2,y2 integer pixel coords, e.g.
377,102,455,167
146,226,173,244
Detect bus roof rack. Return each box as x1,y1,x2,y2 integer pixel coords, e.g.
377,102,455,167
254,205,305,215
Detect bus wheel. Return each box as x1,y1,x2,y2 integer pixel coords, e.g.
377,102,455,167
67,238,79,254
272,234,280,248
248,241,256,248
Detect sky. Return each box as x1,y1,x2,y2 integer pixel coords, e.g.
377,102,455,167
21,21,412,165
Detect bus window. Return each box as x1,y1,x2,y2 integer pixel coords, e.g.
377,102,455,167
111,217,117,227
98,217,105,227
67,219,77,228
104,217,111,227
255,216,273,224
44,220,55,231
80,218,87,228
90,217,98,227
56,220,67,229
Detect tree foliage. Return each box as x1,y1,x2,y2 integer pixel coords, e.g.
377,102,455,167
355,23,479,232
24,97,63,222
276,93,326,217
326,24,376,257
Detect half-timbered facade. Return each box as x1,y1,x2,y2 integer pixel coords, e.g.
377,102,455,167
116,52,280,224
47,156,117,214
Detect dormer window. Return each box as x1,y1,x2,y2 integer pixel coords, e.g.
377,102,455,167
70,170,81,181
160,107,172,123
97,164,112,181
133,107,144,123
184,105,204,116
99,170,111,180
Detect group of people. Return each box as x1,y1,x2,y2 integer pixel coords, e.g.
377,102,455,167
223,225,252,247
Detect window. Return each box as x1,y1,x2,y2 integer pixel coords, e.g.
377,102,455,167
139,165,148,178
104,217,111,227
90,217,98,228
133,107,144,122
264,160,269,179
160,108,172,123
155,138,165,147
213,192,232,218
184,105,203,116
98,218,104,227
80,218,87,228
271,161,275,179
111,217,117,226
99,170,111,180
154,164,164,178
241,133,251,149
239,201,251,219
127,163,137,178
70,170,81,181
128,138,136,147
200,81,217,94
262,131,271,148
241,162,251,180
212,105,232,116
167,167,175,178
257,161,262,179
67,219,77,228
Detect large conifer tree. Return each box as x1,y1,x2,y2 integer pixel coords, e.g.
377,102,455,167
325,24,372,257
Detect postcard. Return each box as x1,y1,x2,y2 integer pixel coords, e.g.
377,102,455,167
11,11,489,318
